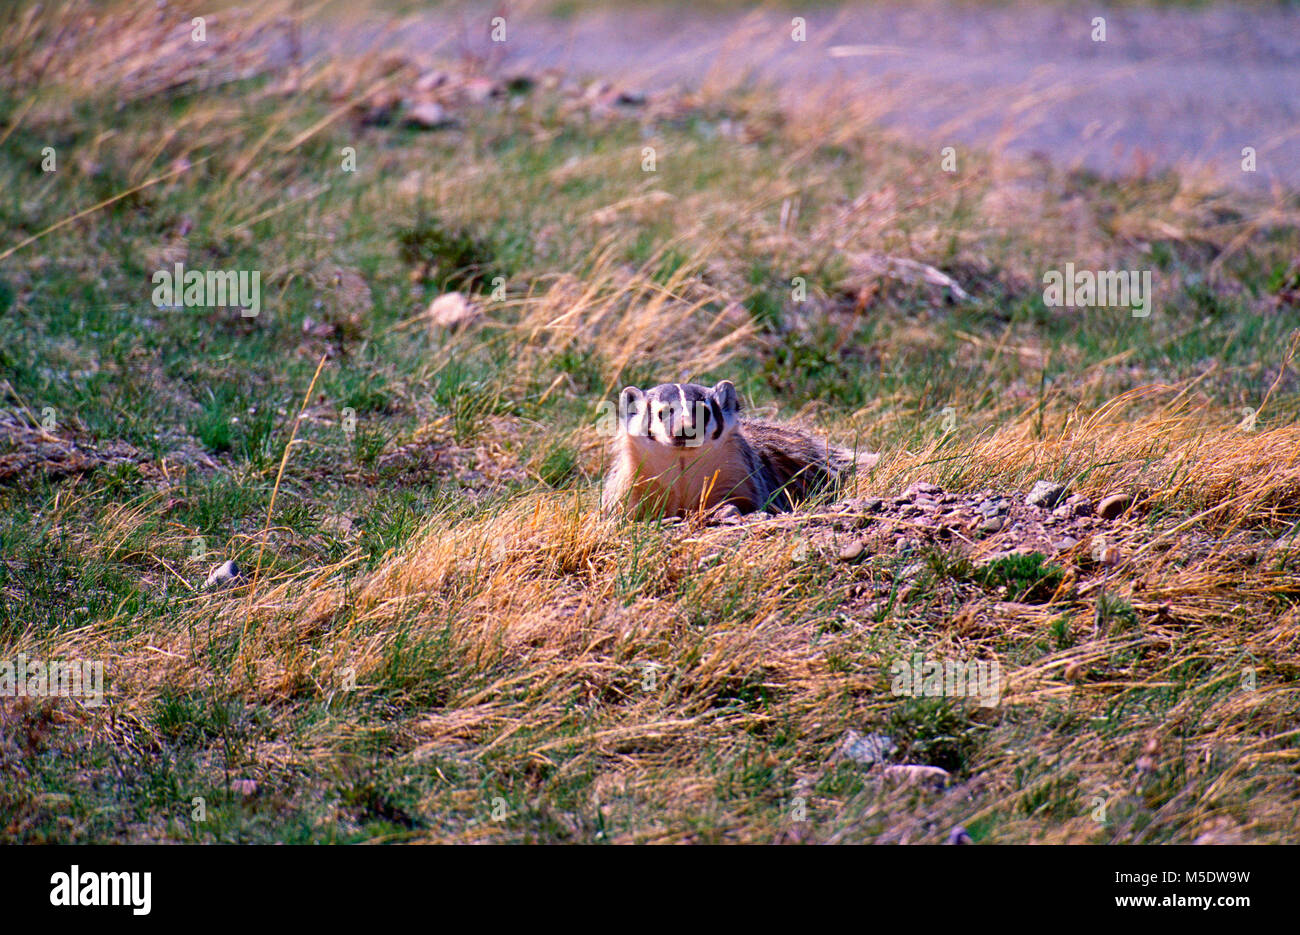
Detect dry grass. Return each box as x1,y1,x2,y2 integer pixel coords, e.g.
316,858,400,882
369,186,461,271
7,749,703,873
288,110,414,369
9,398,1297,841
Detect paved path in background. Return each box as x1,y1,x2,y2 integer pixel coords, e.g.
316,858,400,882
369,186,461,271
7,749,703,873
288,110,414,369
314,2,1300,190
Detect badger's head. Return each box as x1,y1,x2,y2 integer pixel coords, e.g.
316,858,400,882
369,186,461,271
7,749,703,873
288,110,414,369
619,381,740,451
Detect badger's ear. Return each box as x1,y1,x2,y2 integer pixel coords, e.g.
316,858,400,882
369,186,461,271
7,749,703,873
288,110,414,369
620,386,645,414
710,380,740,413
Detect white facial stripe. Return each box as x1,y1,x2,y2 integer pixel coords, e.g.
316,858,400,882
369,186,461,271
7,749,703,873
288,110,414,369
631,384,732,448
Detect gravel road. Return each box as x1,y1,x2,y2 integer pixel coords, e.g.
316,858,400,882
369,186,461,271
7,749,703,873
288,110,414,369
313,1,1300,190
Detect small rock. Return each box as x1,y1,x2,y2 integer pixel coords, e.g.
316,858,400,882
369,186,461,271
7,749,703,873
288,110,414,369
834,730,896,767
321,514,355,537
862,498,884,513
838,540,866,563
1052,536,1079,552
1097,494,1132,520
301,315,335,337
978,497,1010,518
978,516,1004,535
1026,480,1067,508
1064,494,1094,516
905,482,942,499
203,559,241,589
582,79,613,101
462,76,500,102
946,826,973,845
403,100,454,129
427,291,479,328
883,764,950,789
708,503,744,525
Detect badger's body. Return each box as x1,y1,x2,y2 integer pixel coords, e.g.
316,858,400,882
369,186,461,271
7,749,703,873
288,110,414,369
601,381,876,519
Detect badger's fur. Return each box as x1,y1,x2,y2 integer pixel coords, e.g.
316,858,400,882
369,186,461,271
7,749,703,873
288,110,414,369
601,380,877,519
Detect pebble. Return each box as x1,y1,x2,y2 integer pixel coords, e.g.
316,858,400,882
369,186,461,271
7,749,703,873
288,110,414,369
403,100,453,129
978,497,1011,518
1098,494,1132,519
1063,494,1094,517
838,540,866,563
835,730,897,767
203,559,241,589
883,764,951,789
1026,480,1068,508
978,516,1004,535
711,503,744,525
905,482,943,499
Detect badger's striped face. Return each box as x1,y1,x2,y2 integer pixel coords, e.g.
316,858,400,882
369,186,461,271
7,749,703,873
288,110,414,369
620,381,740,450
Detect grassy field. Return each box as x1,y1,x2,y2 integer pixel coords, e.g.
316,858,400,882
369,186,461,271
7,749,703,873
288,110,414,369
1,0,1298,843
